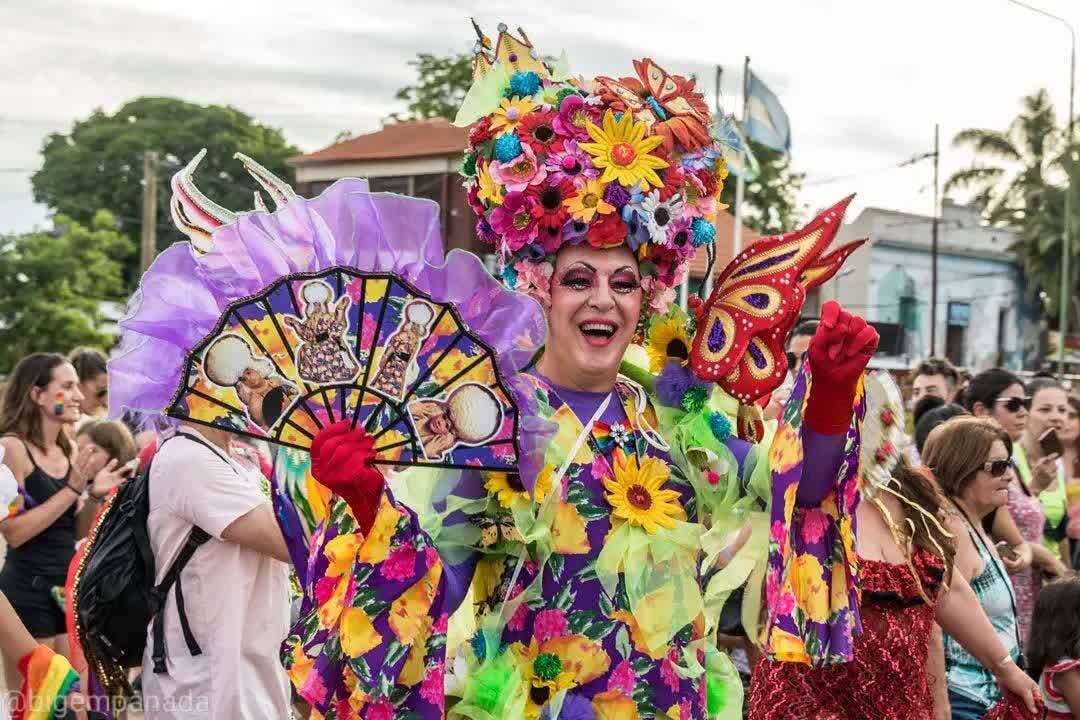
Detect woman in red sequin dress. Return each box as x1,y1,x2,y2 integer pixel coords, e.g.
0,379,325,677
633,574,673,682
749,460,1040,719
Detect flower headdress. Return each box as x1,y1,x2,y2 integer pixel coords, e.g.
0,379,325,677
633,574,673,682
456,22,728,315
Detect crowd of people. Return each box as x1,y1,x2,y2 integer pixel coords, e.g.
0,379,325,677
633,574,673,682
4,342,1080,720
3,21,1080,720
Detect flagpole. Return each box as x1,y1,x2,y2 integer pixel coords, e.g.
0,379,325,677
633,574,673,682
732,56,750,259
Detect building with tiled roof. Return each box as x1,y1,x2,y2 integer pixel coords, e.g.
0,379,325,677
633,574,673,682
290,118,762,286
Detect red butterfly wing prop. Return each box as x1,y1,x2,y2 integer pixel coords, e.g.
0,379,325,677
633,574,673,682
800,238,867,289
689,195,856,403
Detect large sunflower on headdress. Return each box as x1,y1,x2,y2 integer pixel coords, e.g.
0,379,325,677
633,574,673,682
580,110,669,191
602,448,681,534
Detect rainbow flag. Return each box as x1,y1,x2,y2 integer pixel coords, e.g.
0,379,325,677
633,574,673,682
14,645,79,720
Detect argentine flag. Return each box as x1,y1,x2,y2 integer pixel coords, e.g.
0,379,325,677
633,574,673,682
745,71,791,153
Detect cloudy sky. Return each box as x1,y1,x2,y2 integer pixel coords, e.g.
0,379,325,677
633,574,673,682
3,0,1078,234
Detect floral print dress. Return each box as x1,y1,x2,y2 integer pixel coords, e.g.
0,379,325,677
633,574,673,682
283,375,756,719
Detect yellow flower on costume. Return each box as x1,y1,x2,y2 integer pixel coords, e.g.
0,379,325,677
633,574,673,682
476,162,505,205
602,449,681,534
610,609,666,661
563,178,615,222
340,607,383,657
490,96,539,135
789,553,829,623
389,559,443,644
357,499,403,565
645,316,692,374
767,626,811,665
580,110,669,190
485,468,553,509
551,501,590,554
769,424,801,474
511,635,610,719
592,690,642,720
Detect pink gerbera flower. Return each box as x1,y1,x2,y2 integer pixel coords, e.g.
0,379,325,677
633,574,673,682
488,192,542,252
489,143,547,193
553,94,600,141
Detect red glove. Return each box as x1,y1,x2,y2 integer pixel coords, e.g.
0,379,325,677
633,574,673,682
310,420,385,535
803,300,879,435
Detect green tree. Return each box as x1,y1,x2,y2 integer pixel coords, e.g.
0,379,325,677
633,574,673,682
719,139,805,235
0,211,133,372
393,52,473,121
945,89,1078,326
31,97,299,283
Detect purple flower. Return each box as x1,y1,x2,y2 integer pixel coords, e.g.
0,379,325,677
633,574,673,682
544,140,598,185
540,693,594,720
603,182,630,210
476,217,497,243
561,217,590,245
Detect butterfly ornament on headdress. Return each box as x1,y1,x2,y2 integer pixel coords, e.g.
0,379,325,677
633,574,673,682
688,195,867,404
595,58,712,153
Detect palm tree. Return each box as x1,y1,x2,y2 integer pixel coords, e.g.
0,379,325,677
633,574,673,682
945,89,1077,327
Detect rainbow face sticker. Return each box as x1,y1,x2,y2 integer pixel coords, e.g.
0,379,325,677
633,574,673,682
52,392,64,417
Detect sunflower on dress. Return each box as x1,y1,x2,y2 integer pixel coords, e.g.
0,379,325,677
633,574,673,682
602,448,681,534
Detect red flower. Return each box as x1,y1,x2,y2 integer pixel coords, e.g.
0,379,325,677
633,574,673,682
468,118,493,148
880,409,895,427
658,165,685,202
466,183,485,217
517,111,564,155
534,179,573,252
587,211,628,249
695,168,719,197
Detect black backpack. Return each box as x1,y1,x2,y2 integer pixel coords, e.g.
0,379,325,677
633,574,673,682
74,432,219,700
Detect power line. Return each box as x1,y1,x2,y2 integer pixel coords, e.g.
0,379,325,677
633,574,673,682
803,150,936,187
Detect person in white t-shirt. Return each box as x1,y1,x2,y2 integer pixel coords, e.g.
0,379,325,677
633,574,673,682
141,424,291,720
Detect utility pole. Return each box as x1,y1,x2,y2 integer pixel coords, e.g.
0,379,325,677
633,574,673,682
930,125,940,358
140,151,159,273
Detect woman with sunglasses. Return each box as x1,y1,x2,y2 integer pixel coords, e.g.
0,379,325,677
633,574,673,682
1021,378,1074,568
922,417,1038,719
965,369,1069,643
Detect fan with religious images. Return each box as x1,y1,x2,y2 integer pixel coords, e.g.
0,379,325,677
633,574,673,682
167,268,523,472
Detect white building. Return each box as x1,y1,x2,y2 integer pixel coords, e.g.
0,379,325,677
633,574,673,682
820,200,1041,371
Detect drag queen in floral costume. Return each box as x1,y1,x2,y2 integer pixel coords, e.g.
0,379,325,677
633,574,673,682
280,24,878,720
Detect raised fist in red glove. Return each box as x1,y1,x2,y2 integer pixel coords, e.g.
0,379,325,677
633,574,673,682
803,300,879,435
310,420,385,535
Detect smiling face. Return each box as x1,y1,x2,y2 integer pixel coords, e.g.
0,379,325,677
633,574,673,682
538,245,643,392
31,362,83,425
428,413,453,436
1026,385,1068,445
960,439,1012,515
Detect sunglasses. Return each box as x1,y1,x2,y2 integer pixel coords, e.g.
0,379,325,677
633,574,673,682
994,396,1031,413
983,459,1013,477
